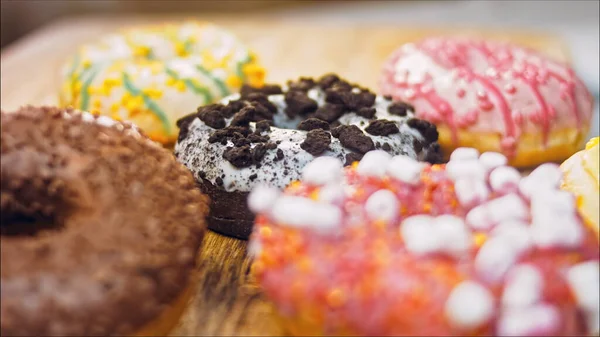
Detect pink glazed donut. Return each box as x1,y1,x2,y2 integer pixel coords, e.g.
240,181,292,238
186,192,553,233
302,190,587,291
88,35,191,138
380,37,594,167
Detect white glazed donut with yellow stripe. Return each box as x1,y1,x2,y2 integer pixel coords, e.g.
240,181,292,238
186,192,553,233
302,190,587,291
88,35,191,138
59,22,265,144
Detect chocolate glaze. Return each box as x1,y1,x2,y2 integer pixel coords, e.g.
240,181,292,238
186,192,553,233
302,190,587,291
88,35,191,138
0,106,209,336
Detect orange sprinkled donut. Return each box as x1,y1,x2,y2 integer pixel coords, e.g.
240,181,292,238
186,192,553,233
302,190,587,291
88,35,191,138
248,148,599,336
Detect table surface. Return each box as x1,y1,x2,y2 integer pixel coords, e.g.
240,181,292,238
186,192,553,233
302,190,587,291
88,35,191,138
0,15,584,335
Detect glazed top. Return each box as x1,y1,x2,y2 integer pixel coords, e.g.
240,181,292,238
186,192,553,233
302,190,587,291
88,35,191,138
59,21,265,143
249,148,599,336
0,107,208,336
381,37,594,153
175,74,442,193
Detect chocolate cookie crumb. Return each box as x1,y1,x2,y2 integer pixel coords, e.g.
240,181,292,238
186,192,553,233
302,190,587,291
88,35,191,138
381,143,392,152
221,99,247,118
249,174,258,181
252,144,268,164
318,73,340,89
331,125,374,154
175,113,198,142
230,106,256,127
357,107,376,119
240,84,283,98
300,129,331,156
298,118,330,131
215,177,224,186
313,103,345,123
388,102,414,117
345,152,364,166
383,95,393,101
425,143,443,164
223,146,253,168
365,119,400,136
255,120,271,133
407,118,438,142
275,148,284,161
198,105,226,129
288,77,316,92
284,90,318,117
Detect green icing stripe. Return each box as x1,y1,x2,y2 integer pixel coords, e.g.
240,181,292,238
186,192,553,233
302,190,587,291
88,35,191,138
195,65,229,97
79,66,100,111
235,54,253,81
165,68,213,102
122,73,171,135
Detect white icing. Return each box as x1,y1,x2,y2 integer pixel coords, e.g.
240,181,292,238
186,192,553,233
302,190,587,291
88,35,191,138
270,196,342,232
302,156,344,185
449,147,480,161
356,150,392,177
386,155,425,185
247,184,280,214
489,166,521,193
496,304,561,336
502,264,544,307
445,281,495,329
364,189,399,223
175,88,434,193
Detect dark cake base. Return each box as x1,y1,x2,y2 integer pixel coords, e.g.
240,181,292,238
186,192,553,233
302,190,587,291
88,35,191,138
198,178,254,240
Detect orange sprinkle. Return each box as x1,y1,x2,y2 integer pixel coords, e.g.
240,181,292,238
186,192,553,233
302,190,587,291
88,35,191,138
259,226,272,238
474,233,487,247
326,288,346,308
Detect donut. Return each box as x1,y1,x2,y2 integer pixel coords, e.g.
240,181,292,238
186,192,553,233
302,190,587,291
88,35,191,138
59,21,265,145
175,74,442,239
561,137,599,241
248,147,599,336
380,37,594,167
0,106,208,336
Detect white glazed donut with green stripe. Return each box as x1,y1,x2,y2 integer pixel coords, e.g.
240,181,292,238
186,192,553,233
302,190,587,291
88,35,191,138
59,22,265,144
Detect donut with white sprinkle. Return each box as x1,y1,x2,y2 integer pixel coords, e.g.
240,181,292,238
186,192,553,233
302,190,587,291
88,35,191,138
175,74,442,239
249,147,599,336
380,37,594,167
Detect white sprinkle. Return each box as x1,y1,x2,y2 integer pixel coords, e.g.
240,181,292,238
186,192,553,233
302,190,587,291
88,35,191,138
491,220,532,254
400,215,441,255
386,155,425,185
479,152,508,171
530,211,583,249
454,178,490,207
446,159,486,181
502,264,544,307
519,163,562,199
489,166,521,194
318,184,345,204
567,261,600,332
497,304,561,336
270,196,342,232
445,281,495,329
450,147,480,161
365,189,399,223
247,184,280,214
530,190,576,216
96,115,116,127
356,150,392,178
466,194,528,230
475,236,521,282
435,215,472,256
302,156,343,185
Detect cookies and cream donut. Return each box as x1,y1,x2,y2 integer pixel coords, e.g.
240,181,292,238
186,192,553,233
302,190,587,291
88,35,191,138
249,148,599,336
561,137,599,241
380,37,594,167
1,106,208,336
59,21,265,145
175,74,442,239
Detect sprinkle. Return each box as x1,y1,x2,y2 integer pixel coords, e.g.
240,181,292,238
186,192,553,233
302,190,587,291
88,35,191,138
490,220,532,254
356,150,392,178
454,178,490,207
445,281,495,329
449,147,480,161
386,155,425,185
365,189,399,223
318,184,345,204
529,192,583,249
270,196,342,232
566,261,600,333
479,152,508,171
446,159,486,182
519,163,562,199
400,215,441,255
435,215,472,256
475,236,522,282
302,156,343,186
248,184,280,213
466,194,528,230
502,264,544,307
496,304,561,336
489,166,521,193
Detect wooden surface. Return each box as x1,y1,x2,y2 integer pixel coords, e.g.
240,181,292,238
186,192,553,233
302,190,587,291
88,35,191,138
0,15,571,336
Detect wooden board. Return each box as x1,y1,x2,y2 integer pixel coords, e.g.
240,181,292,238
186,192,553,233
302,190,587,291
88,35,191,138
0,15,571,336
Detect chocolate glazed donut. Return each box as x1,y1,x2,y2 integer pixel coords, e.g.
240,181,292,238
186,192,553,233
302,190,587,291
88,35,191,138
175,74,442,240
0,107,209,336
